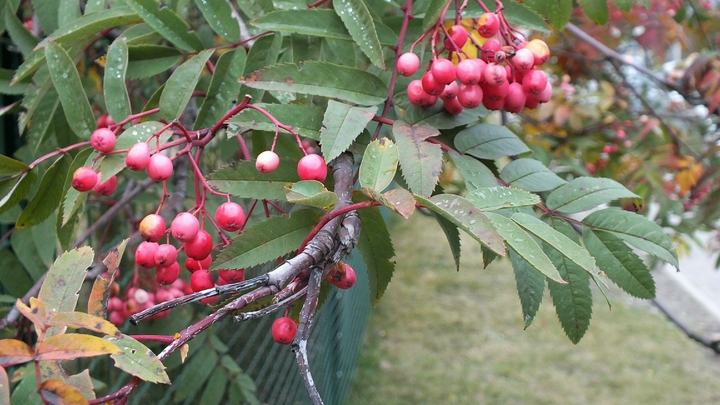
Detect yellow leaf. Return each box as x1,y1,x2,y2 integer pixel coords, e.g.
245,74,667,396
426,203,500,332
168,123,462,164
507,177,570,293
39,379,89,405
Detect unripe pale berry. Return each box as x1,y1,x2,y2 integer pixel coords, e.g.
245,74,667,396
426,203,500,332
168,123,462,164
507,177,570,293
457,84,483,109
146,154,173,182
504,82,527,114
218,268,245,283
272,317,297,345
431,59,456,85
256,150,280,173
443,97,464,115
439,81,459,101
397,52,420,77
525,39,550,66
171,212,199,242
135,241,159,268
134,288,150,305
91,128,116,153
190,269,215,292
72,167,98,192
184,229,213,260
93,174,118,196
216,202,245,232
421,71,445,96
154,244,178,267
185,255,213,272
478,13,500,38
126,143,151,171
156,262,180,285
456,59,482,85
297,154,327,182
139,214,166,242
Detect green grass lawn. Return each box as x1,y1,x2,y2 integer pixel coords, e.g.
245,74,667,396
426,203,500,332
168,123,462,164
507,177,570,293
346,214,720,405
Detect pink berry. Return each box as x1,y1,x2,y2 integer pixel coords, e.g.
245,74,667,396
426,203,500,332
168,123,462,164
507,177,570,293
218,268,245,283
155,288,175,303
256,150,280,173
156,262,181,285
126,143,150,171
190,270,215,292
445,25,469,49
146,154,173,182
535,81,553,103
216,202,245,232
96,114,112,129
184,229,213,260
93,174,118,196
431,59,456,85
443,97,464,115
407,80,431,106
154,244,178,267
72,167,98,192
109,311,125,326
482,80,509,101
171,212,199,242
512,48,535,74
483,63,508,87
483,96,506,111
297,154,327,182
504,82,527,114
457,84,483,109
91,128,116,153
326,262,357,289
201,296,219,305
421,71,445,96
397,52,420,76
522,69,548,95
135,241,159,268
478,13,500,38
133,288,150,305
456,59,482,85
272,317,297,344
481,39,501,62
439,81,459,101
107,297,123,312
139,214,166,242
185,255,213,272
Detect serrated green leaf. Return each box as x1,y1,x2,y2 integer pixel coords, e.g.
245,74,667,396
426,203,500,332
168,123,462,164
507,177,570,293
321,100,376,163
38,246,94,338
430,211,461,271
5,1,38,57
0,169,37,216
194,47,246,130
0,69,28,95
126,45,182,79
613,0,633,12
485,212,563,283
508,247,544,328
10,365,44,405
0,249,33,297
159,49,213,121
415,194,505,255
227,103,325,141
0,154,28,176
512,213,596,274
12,217,55,281
359,138,398,192
357,206,395,305
582,208,678,268
195,0,240,42
393,92,488,128
454,123,531,160
26,87,60,150
393,120,441,197
578,0,609,24
583,229,655,299
240,33,282,101
285,181,338,210
467,187,540,211
500,158,566,192
31,0,58,34
546,177,639,214
239,61,388,106
207,160,300,200
199,367,228,405
106,335,170,384
59,0,82,27
251,9,352,40
498,0,550,32
423,0,448,31
125,0,202,51
546,0,573,28
16,156,69,229
211,210,320,270
447,150,497,191
333,0,384,68
173,346,218,401
85,0,107,13
45,41,96,140
104,38,131,122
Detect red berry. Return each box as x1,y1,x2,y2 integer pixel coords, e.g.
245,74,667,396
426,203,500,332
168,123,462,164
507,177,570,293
445,25,469,48
201,296,219,305
107,297,123,312
504,82,527,114
190,269,215,292
397,52,420,76
482,96,506,111
616,130,626,139
93,174,118,196
185,255,213,272
482,80,509,101
431,59,456,85
139,214,166,242
155,288,175,303
171,212,199,242
478,13,500,38
483,63,508,87
109,311,125,326
525,39,550,66
407,80,434,106
156,262,181,285
512,48,535,74
272,317,297,345
443,97,464,115
481,39,501,62
525,95,540,109
91,128,116,153
218,268,245,283
522,69,548,95
72,167,98,192
126,143,150,171
216,202,245,232
535,81,553,103
135,241,159,268
297,154,327,182
439,81,459,101
256,150,280,173
421,71,445,96
326,262,357,289
456,59,482,85
154,244,178,267
184,229,213,260
147,154,173,182
457,84,483,109
96,114,115,129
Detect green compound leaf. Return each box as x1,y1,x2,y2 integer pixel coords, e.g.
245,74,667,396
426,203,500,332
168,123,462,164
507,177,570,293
173,346,218,401
500,158,567,192
194,47,246,130
239,61,388,106
211,210,320,271
285,181,338,210
126,45,182,79
545,177,639,214
356,205,395,305
430,211,462,271
447,150,497,191
0,169,37,216
423,0,449,31
359,138,399,192
393,120,442,198
195,0,240,42
454,123,531,160
485,212,563,283
578,0,609,25
159,49,213,121
104,37,131,123
394,91,489,129
106,335,170,384
583,208,679,268
333,0,384,68
497,0,550,32
467,187,540,211
508,247,545,328
45,41,96,140
16,156,70,229
125,0,203,51
207,160,301,201
583,229,655,299
0,154,29,176
251,9,352,40
415,194,505,256
321,100,376,163
227,103,325,141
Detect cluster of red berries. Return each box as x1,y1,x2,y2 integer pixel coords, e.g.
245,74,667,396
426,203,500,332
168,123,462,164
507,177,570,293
255,150,328,182
398,13,552,115
107,280,187,326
